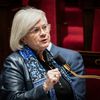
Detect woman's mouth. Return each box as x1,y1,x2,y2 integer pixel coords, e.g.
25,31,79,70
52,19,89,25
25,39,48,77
41,39,48,43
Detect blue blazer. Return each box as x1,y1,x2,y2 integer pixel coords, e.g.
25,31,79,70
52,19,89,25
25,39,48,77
50,44,86,100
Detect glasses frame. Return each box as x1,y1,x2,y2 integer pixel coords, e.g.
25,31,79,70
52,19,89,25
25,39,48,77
28,24,50,34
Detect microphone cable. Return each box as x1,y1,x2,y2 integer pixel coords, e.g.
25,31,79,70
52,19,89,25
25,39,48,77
53,54,100,80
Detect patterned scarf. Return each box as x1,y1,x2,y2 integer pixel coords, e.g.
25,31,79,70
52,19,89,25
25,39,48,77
19,46,72,100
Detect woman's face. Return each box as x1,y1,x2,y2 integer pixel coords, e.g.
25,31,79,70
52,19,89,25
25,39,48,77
22,20,51,52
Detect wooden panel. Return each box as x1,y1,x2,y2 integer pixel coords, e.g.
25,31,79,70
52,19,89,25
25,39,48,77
80,51,100,68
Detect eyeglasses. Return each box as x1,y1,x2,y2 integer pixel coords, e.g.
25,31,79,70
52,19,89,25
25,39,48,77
29,24,50,34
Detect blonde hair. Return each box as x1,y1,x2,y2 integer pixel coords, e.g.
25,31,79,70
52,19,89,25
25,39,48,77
10,7,48,51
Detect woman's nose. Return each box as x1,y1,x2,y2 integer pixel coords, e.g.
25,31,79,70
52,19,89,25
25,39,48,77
40,28,46,36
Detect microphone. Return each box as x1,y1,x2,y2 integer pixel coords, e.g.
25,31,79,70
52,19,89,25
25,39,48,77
53,54,72,72
53,54,100,80
53,54,66,66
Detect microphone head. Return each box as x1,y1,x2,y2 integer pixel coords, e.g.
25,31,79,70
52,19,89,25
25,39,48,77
53,54,66,66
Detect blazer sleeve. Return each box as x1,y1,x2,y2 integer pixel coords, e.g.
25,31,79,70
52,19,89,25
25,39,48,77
65,51,86,100
2,53,49,100
50,44,86,100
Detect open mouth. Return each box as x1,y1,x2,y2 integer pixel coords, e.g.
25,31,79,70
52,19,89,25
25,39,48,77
41,39,48,43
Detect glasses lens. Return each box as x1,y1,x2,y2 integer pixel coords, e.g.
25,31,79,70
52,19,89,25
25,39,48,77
33,28,40,33
29,24,50,34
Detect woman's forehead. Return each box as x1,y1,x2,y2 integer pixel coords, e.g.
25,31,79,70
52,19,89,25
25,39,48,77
34,20,47,27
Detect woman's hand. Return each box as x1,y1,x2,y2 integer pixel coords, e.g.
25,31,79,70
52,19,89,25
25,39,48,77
43,68,61,92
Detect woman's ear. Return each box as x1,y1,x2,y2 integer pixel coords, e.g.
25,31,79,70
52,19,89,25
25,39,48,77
21,37,27,44
21,37,24,42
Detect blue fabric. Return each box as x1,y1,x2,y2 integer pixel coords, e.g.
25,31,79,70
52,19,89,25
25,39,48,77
19,46,75,100
19,46,46,82
50,88,57,100
50,44,86,100
19,46,57,100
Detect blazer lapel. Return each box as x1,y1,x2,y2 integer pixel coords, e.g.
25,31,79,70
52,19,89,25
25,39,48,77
50,44,59,56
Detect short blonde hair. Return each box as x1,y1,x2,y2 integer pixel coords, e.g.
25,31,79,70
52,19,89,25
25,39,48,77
10,7,48,51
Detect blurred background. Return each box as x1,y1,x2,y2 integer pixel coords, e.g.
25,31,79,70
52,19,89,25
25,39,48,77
0,0,100,100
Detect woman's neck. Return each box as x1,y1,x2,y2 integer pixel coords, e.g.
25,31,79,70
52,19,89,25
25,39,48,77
36,50,45,61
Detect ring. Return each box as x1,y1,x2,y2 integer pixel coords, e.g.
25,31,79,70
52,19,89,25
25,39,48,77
54,75,57,78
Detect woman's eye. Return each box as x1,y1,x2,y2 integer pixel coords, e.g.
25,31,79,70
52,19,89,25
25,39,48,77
33,28,40,33
42,25,47,30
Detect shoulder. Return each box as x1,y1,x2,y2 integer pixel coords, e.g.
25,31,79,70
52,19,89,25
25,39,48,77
51,44,83,65
3,51,24,69
5,51,22,62
51,44,84,72
51,44,82,58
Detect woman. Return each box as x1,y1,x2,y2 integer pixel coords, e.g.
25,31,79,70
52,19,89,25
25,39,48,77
2,7,79,100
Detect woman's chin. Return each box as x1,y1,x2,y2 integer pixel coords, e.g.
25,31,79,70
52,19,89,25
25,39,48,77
41,43,49,50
